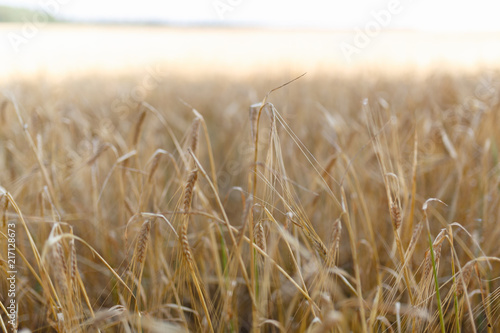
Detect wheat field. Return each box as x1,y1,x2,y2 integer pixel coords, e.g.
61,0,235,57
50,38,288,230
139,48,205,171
1,27,500,333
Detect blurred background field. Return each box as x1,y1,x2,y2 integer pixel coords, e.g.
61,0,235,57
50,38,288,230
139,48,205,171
2,25,500,79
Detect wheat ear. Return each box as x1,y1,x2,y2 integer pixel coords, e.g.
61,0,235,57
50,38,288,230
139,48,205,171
391,202,402,231
254,220,266,253
136,220,151,264
327,218,342,267
53,240,68,294
457,261,475,295
180,169,198,264
423,229,447,278
189,116,201,156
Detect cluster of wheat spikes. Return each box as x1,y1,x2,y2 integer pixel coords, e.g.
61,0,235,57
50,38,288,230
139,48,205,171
0,70,499,332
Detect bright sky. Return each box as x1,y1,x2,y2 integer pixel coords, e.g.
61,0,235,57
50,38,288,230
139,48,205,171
1,0,500,31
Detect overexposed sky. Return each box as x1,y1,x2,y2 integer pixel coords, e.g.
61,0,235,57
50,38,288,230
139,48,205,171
1,0,500,31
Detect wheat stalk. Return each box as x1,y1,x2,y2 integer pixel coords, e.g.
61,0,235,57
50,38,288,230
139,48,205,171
249,103,260,143
132,107,147,147
254,220,266,253
53,240,68,295
86,143,110,165
327,218,342,267
457,261,475,295
423,229,447,278
2,194,8,227
136,220,151,264
69,238,78,288
183,169,198,214
180,169,198,265
407,221,423,254
189,116,201,156
391,202,402,231
147,150,166,183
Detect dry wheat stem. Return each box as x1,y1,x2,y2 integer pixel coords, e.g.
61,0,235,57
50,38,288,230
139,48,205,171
188,150,257,308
